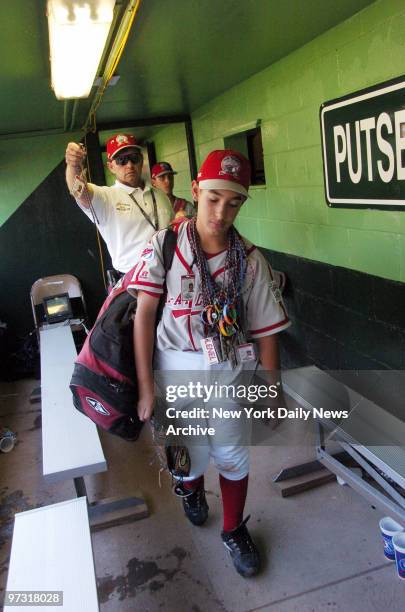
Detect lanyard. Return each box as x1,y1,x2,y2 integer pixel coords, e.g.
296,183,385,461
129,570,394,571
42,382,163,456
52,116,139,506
128,189,158,231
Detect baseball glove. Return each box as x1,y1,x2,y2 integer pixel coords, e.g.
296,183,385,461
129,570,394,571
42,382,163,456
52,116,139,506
165,444,191,479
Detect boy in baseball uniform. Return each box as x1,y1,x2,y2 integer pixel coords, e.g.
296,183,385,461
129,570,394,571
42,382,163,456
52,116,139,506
131,149,290,577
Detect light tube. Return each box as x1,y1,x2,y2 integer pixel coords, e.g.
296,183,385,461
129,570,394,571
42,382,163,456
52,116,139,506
47,0,115,99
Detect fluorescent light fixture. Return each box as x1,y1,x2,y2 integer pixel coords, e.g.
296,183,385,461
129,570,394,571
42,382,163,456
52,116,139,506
47,0,115,99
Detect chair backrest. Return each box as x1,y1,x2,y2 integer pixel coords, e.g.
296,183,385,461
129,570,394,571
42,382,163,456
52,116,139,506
30,274,86,329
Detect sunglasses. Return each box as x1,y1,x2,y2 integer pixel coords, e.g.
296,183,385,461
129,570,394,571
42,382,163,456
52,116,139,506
114,152,143,166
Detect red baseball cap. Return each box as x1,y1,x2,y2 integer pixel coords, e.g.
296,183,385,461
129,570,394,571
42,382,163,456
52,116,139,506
106,133,142,160
197,150,251,198
151,162,178,179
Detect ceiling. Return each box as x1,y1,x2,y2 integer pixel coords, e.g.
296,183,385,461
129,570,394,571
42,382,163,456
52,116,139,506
0,0,375,139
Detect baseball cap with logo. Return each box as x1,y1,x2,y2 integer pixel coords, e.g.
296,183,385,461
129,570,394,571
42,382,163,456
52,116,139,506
106,134,142,161
197,149,251,198
151,162,178,179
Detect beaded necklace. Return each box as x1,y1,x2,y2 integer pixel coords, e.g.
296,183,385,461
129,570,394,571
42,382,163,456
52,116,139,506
187,218,248,362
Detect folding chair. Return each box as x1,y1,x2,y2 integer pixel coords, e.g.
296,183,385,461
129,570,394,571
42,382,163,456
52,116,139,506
30,274,88,335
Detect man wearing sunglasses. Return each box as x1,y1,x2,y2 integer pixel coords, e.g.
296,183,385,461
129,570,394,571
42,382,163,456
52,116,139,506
65,133,173,275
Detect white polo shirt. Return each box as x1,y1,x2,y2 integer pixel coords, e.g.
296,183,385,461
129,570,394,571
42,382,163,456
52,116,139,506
127,221,291,353
77,180,173,273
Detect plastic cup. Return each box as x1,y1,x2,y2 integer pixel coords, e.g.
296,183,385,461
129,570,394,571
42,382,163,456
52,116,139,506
379,517,403,560
392,532,405,580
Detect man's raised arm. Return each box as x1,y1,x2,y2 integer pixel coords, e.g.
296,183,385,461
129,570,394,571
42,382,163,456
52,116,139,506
65,142,94,208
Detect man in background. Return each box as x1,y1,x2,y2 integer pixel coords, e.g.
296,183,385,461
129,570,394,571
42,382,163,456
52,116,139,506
151,162,195,219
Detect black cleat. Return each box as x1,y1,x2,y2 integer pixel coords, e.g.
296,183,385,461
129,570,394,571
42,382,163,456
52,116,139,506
221,516,261,577
182,486,209,526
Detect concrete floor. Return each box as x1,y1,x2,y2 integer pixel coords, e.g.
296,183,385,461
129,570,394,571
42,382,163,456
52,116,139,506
0,378,404,611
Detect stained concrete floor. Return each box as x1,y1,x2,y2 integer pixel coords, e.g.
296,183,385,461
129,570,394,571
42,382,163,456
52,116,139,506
0,378,404,611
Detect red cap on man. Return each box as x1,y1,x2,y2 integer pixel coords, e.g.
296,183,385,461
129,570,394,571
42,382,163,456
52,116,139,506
151,162,178,179
106,134,142,161
197,150,251,198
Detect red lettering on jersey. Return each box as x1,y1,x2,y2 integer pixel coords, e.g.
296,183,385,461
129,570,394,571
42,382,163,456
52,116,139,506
174,293,183,305
172,308,202,318
194,292,203,306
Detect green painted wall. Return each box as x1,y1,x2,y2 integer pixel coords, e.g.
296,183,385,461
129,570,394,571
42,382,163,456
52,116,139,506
0,132,81,227
152,0,405,282
151,123,193,201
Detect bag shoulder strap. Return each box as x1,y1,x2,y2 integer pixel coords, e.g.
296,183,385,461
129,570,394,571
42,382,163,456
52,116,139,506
156,228,177,322
162,227,177,272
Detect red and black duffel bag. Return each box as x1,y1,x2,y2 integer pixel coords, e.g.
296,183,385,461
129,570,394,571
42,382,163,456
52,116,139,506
70,228,177,441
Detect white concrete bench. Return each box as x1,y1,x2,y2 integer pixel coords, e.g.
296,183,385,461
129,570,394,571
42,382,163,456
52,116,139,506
39,323,147,528
4,497,99,611
40,325,106,483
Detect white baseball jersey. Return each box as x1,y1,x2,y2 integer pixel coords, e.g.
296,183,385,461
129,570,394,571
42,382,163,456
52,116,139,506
77,180,173,273
127,221,290,353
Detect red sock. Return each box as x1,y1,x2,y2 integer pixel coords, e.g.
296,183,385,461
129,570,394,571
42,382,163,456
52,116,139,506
219,474,249,532
183,475,204,492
